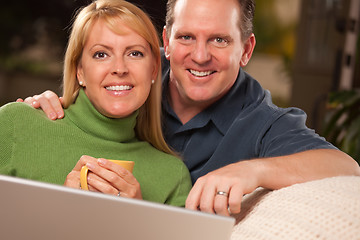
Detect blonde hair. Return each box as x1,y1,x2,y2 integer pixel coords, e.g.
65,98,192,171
63,0,175,155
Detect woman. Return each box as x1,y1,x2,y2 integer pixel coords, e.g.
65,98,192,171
0,0,191,207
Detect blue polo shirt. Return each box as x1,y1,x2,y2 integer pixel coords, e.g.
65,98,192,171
161,51,336,183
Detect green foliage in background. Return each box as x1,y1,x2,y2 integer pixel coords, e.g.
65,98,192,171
253,0,297,77
323,90,360,163
0,57,48,75
0,1,83,75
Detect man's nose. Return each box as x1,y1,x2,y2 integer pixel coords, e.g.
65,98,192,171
191,41,211,64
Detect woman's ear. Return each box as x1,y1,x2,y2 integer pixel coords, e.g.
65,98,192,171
240,34,256,67
162,26,171,60
151,63,158,83
77,64,85,86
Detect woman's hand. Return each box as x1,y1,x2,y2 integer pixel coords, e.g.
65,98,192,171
64,155,142,199
16,90,64,120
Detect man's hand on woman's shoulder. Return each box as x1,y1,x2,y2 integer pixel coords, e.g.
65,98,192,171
17,90,64,120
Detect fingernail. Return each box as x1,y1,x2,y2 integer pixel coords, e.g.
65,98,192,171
86,162,95,170
57,112,64,118
32,101,37,106
97,158,106,166
48,112,57,120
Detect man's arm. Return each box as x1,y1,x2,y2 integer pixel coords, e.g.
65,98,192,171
185,149,360,216
17,91,360,216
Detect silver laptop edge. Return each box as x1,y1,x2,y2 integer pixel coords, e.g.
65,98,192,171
0,175,235,240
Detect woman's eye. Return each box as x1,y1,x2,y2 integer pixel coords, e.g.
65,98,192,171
129,51,144,57
93,52,108,59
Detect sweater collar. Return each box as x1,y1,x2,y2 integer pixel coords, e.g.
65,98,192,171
65,89,138,142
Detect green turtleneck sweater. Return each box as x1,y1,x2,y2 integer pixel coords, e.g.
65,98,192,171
0,90,191,207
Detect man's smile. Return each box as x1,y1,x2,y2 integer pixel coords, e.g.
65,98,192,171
188,69,216,77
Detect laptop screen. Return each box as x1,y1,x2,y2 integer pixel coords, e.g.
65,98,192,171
0,175,234,240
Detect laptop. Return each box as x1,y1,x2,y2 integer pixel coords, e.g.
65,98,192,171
0,175,234,240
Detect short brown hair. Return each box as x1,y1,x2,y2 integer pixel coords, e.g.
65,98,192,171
165,0,255,41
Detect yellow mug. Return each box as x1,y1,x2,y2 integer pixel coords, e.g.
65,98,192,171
80,160,134,191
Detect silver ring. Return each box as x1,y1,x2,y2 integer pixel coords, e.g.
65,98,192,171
216,191,229,197
117,191,121,197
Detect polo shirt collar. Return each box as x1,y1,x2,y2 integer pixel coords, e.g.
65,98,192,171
162,68,248,135
205,69,247,134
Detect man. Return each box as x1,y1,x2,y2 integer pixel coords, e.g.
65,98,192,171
19,0,360,216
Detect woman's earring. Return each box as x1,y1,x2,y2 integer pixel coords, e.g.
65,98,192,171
151,80,155,85
79,81,84,86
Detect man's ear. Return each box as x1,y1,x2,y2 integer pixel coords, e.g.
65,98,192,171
162,26,171,60
240,34,256,67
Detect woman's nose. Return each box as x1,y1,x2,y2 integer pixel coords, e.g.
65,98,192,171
111,58,128,75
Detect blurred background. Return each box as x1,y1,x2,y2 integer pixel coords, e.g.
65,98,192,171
0,0,359,161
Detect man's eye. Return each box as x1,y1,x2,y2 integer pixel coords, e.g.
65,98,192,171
212,37,229,47
177,35,194,45
181,36,192,41
215,38,225,43
93,52,108,59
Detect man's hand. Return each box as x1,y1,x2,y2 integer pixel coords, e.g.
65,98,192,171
185,161,262,216
185,149,360,216
16,90,64,120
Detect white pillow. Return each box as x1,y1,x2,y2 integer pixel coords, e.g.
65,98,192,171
231,176,360,240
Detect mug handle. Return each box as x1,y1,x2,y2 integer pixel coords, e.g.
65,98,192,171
80,166,89,190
